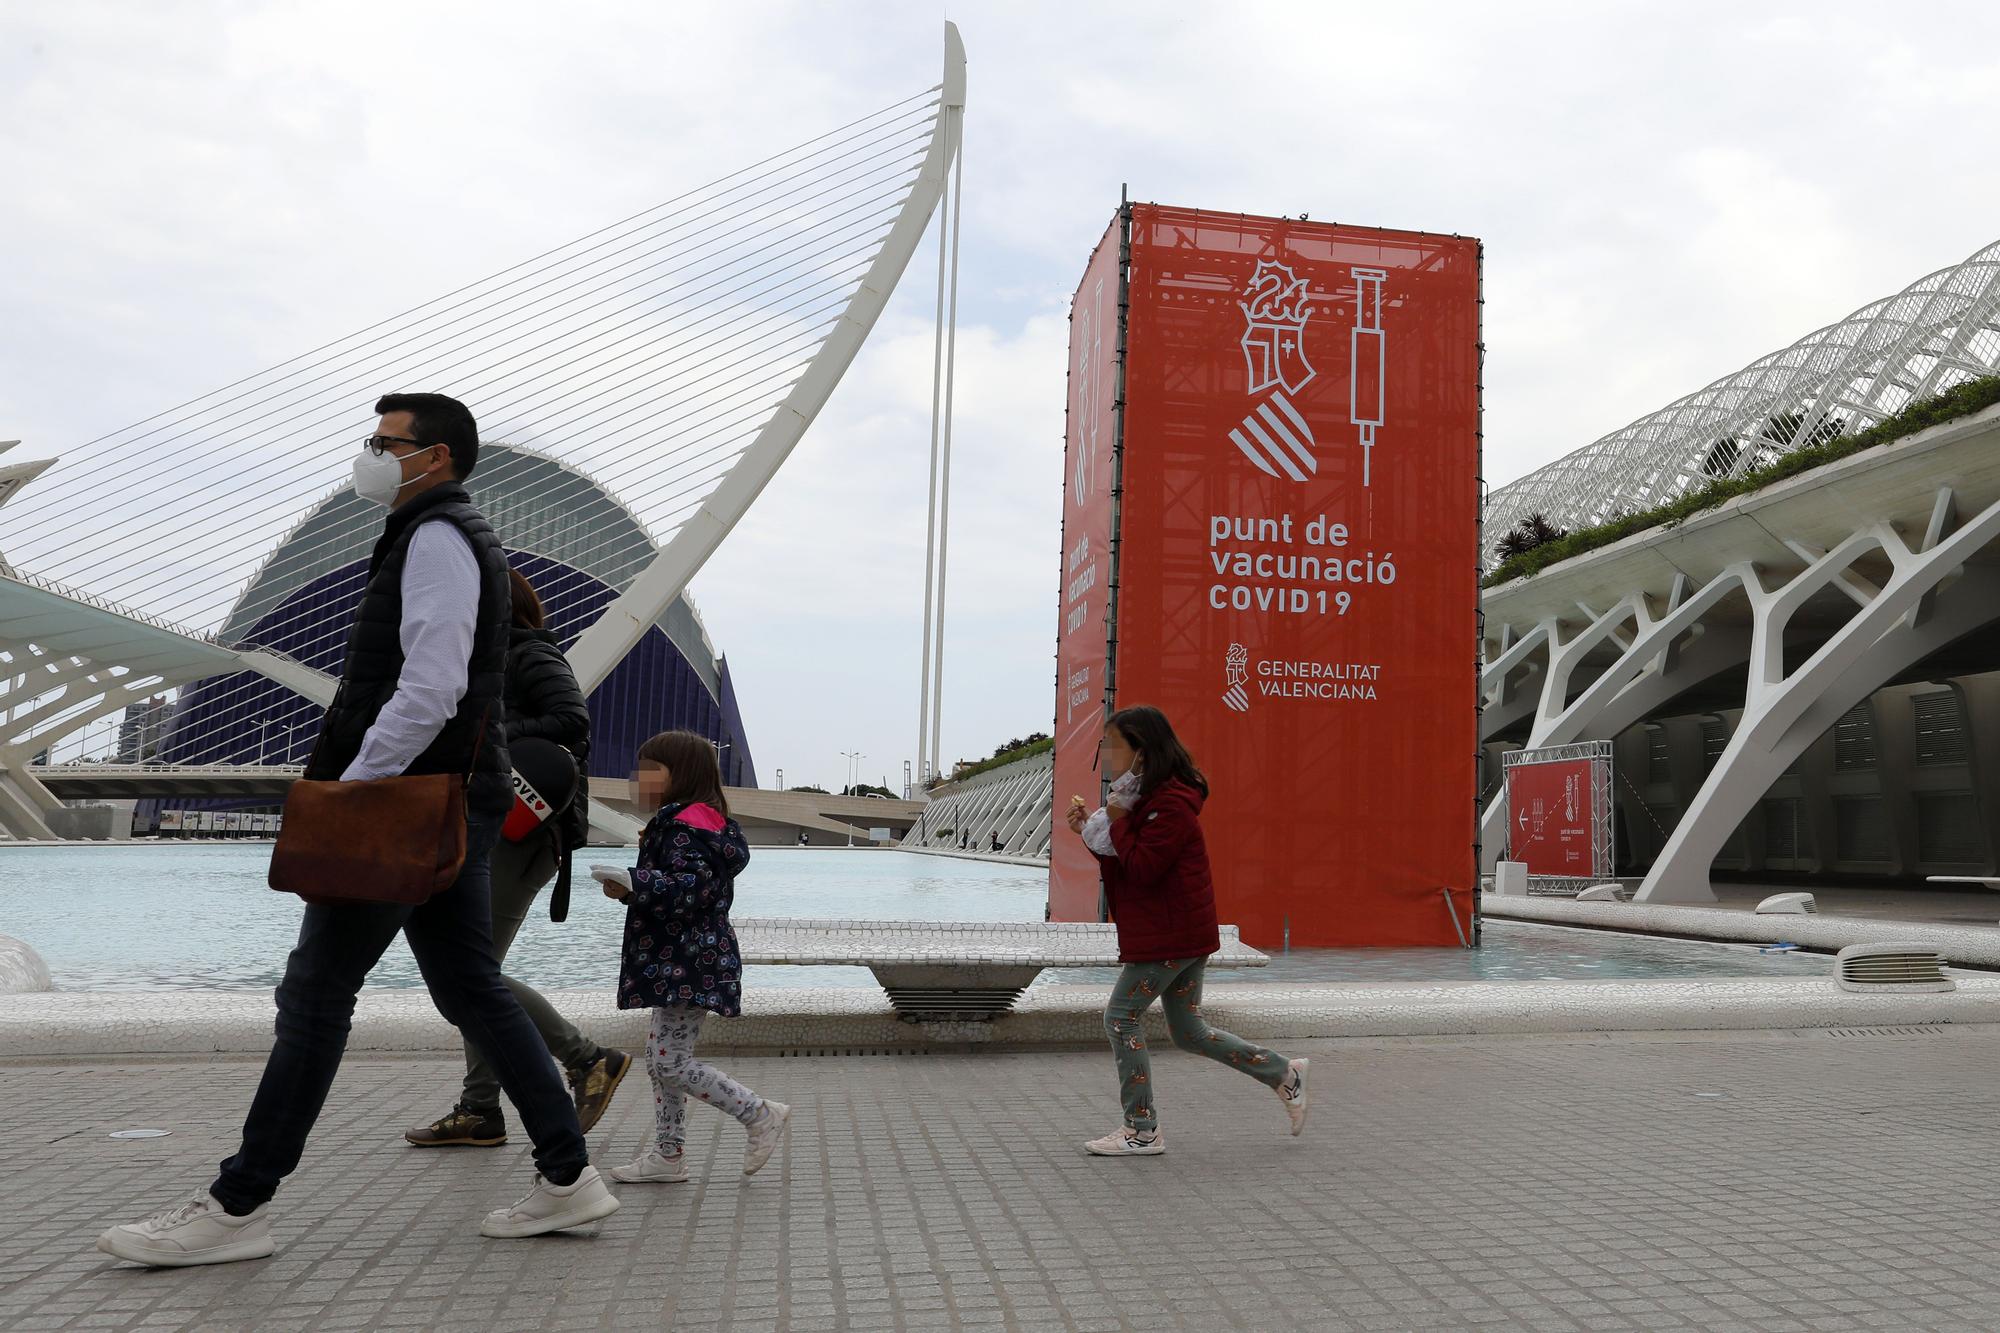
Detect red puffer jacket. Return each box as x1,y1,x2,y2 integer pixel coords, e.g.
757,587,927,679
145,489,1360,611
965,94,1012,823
1090,778,1223,963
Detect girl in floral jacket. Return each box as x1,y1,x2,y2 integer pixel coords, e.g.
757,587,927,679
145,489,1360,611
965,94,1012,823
590,731,790,1184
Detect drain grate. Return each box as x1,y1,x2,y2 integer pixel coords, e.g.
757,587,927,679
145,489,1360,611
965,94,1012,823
1835,942,1953,992
1821,1025,1948,1038
766,1046,958,1058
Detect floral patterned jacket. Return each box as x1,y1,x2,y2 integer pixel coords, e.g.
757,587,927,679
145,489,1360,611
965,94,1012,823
615,801,750,1016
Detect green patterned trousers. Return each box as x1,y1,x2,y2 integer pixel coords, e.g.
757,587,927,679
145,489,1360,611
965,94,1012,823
1104,956,1290,1132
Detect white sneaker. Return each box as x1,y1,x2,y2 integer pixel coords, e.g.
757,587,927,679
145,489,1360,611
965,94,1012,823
607,1146,689,1184
1279,1058,1310,1137
1084,1127,1165,1157
743,1101,791,1177
96,1194,275,1268
479,1165,621,1239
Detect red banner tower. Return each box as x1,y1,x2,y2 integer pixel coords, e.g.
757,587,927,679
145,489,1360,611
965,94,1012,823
1052,204,1483,948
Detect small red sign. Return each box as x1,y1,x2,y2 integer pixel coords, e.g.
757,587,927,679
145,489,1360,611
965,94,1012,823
1504,758,1598,877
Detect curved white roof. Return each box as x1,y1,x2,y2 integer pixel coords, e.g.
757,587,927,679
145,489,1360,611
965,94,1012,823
220,442,724,684
1486,239,2000,567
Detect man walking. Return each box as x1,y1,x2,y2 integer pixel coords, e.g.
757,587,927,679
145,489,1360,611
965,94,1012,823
99,393,618,1267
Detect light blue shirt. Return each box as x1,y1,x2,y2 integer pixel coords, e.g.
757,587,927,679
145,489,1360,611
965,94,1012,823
340,521,482,783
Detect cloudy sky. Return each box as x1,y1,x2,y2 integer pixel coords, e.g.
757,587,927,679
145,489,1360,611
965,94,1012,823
5,1,1999,790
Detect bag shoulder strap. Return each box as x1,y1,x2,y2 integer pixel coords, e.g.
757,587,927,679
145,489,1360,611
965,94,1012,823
465,703,492,780
548,828,573,922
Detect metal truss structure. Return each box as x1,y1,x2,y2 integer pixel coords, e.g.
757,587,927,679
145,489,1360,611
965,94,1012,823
1486,240,2000,564
1500,740,1615,895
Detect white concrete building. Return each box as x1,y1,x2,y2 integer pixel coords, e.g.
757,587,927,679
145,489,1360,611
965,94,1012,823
1483,240,2000,900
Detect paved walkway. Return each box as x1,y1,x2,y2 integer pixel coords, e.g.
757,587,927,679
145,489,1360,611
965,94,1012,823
6,1027,2000,1330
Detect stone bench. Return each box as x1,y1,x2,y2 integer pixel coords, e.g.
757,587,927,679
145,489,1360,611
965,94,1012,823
731,919,1269,1020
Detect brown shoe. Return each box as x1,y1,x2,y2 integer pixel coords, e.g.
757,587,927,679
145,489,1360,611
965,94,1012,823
405,1102,507,1147
568,1049,632,1134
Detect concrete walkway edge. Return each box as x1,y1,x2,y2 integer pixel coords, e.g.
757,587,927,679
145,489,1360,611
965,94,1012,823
9,976,2000,1059
1483,891,2000,965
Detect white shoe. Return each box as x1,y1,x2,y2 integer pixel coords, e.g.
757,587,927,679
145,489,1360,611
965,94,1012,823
96,1194,275,1268
479,1165,621,1239
1084,1127,1165,1157
608,1147,689,1184
743,1101,791,1177
1279,1058,1310,1137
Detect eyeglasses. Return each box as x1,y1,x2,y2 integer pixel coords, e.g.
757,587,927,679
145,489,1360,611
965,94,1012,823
362,434,436,457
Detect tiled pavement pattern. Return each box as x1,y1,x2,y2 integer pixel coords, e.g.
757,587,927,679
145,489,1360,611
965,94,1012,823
6,1027,2000,1331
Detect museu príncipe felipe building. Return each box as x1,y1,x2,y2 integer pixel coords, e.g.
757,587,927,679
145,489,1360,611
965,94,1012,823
1480,238,2000,902
136,443,754,829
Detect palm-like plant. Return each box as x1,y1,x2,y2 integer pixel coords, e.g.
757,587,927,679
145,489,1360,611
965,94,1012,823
1495,512,1568,560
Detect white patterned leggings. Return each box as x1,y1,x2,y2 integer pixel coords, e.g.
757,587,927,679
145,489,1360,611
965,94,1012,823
646,1005,765,1153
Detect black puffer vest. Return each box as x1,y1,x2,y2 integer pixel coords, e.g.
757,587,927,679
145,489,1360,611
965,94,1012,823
304,482,513,816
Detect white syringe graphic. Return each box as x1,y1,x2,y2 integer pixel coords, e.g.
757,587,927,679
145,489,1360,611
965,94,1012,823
1350,267,1387,486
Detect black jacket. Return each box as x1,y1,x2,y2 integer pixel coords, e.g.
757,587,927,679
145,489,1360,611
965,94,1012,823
304,483,512,816
504,626,591,853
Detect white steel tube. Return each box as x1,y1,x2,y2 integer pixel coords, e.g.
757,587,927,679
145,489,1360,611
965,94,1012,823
926,107,965,782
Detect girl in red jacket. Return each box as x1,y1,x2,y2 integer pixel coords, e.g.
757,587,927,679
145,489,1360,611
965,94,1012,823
1065,705,1309,1156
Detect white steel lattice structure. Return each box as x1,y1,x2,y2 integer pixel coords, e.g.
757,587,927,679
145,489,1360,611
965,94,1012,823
906,747,1054,860
1486,240,2000,565
1480,404,2000,902
0,26,967,838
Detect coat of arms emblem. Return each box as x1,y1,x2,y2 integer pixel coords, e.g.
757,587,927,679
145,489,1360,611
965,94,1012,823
1229,260,1320,482
1239,260,1316,396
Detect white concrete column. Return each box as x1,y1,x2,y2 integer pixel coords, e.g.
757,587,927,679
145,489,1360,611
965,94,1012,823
1639,520,2000,902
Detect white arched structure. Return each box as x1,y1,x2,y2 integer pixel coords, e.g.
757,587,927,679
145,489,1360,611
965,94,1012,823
0,27,967,838
1487,239,2000,561
1483,235,2000,902
566,25,965,691
1483,404,2000,901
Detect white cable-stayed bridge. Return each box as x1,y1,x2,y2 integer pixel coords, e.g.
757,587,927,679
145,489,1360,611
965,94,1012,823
0,25,967,841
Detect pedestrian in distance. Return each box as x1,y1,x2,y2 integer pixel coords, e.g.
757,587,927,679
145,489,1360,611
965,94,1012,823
99,393,617,1269
1064,705,1309,1157
590,730,791,1184
405,565,631,1150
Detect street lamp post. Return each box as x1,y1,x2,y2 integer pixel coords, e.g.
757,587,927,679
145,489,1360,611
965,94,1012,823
839,750,863,846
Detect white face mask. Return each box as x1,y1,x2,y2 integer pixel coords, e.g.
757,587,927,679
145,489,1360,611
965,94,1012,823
351,444,433,508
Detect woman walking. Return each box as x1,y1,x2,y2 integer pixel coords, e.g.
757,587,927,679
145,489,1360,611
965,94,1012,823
591,730,790,1182
406,567,629,1148
1065,705,1309,1156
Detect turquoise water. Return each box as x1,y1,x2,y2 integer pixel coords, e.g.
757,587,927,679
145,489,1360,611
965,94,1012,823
0,844,1830,991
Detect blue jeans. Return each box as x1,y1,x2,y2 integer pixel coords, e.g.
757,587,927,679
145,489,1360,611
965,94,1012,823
211,815,589,1213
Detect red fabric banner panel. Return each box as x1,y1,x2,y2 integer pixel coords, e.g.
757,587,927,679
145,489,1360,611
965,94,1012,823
1048,218,1124,923
1104,204,1482,947
1504,758,1599,878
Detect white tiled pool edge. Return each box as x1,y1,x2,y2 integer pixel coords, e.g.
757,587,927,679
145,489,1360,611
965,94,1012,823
1482,893,2000,966
7,977,2000,1058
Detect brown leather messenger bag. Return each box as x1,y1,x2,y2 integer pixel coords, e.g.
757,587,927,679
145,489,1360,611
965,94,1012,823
268,710,487,906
